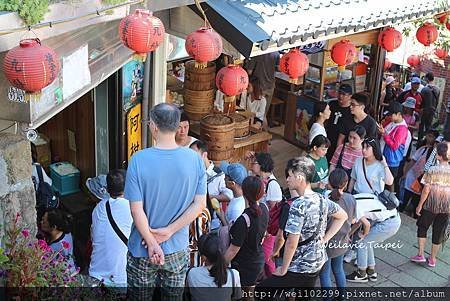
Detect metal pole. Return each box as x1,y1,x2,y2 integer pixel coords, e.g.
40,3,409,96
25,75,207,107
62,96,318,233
142,54,152,149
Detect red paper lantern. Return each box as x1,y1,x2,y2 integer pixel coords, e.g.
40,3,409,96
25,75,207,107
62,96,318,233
384,58,392,71
119,9,165,59
407,55,420,67
3,38,59,96
416,22,438,46
378,27,402,52
435,48,448,59
330,40,358,70
216,65,248,98
279,48,309,84
185,27,223,69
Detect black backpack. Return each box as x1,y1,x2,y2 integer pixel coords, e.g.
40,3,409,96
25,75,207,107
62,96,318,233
33,164,59,215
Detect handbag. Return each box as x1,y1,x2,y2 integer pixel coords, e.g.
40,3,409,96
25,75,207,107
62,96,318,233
336,144,352,178
410,175,424,194
362,159,399,210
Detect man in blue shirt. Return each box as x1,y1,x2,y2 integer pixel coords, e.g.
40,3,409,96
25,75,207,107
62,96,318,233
125,103,207,300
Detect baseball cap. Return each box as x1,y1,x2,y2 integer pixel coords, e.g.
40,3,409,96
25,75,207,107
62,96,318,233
338,84,353,94
86,175,110,200
386,101,403,115
411,77,421,84
220,161,247,186
385,76,395,85
402,97,416,109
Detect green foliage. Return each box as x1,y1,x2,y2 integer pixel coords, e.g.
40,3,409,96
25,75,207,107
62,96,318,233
0,0,49,26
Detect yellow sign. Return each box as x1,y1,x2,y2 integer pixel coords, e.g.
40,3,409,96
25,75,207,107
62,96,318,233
127,103,142,160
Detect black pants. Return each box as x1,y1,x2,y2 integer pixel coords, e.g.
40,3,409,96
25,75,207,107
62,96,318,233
418,111,434,141
400,189,420,218
255,271,319,300
417,209,449,245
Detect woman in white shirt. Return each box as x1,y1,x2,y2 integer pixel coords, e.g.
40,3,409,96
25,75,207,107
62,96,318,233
187,234,242,301
240,79,267,129
309,101,331,145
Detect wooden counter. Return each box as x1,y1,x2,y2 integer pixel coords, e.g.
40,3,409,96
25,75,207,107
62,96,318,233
190,122,272,167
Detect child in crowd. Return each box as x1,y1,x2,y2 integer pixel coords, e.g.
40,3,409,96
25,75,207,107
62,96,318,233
329,125,366,178
41,208,76,272
309,101,331,145
220,162,248,224
308,135,331,194
187,234,242,300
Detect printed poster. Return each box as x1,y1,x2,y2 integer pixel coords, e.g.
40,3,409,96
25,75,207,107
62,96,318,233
122,60,145,111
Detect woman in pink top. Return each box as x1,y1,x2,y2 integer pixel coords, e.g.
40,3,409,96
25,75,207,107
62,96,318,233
329,125,366,178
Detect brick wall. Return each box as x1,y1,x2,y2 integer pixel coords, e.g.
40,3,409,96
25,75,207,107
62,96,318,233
415,56,450,124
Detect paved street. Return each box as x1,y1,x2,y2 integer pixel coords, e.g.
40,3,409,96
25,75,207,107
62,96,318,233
344,213,450,288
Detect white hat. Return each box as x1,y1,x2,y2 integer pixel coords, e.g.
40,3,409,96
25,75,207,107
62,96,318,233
402,97,416,109
385,76,395,85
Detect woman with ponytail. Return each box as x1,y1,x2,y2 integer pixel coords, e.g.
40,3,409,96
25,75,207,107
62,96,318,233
224,176,269,294
187,234,242,300
320,169,367,298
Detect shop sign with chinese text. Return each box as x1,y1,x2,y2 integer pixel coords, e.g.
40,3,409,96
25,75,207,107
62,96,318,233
127,103,142,160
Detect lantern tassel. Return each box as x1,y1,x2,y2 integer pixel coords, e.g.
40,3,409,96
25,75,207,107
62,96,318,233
194,61,208,69
25,92,42,102
288,77,300,85
133,53,147,62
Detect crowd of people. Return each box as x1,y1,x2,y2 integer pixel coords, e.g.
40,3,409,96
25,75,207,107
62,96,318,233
31,68,449,300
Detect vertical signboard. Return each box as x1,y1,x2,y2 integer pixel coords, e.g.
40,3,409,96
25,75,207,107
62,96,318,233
122,60,145,111
127,103,142,160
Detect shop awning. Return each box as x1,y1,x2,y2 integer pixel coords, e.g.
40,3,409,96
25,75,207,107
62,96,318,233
196,0,448,58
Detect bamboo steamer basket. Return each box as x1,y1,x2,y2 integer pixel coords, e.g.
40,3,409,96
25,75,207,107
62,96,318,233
230,113,250,138
200,114,235,162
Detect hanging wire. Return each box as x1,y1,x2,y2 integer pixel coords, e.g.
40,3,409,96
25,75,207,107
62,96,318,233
0,0,144,36
194,0,211,28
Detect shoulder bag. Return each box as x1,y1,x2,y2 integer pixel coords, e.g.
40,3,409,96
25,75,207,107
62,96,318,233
106,200,128,246
298,196,324,247
362,159,399,210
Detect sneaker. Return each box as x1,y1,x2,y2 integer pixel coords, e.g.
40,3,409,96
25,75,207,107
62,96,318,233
344,250,357,263
366,269,378,282
410,255,426,263
346,270,368,283
427,257,436,267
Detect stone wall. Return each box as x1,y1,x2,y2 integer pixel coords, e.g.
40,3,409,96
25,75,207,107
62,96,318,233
0,133,36,246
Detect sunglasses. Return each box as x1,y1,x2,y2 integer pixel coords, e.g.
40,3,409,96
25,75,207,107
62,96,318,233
364,138,376,144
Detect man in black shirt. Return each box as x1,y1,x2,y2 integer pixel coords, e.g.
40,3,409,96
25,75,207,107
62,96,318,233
337,93,378,145
418,72,440,141
326,84,354,161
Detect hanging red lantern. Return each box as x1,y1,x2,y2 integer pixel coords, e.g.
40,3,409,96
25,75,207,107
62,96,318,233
435,48,448,59
330,40,358,70
185,27,223,69
416,22,438,46
216,65,248,113
407,55,420,67
378,27,402,52
384,58,392,71
3,38,59,98
279,48,309,84
119,9,165,60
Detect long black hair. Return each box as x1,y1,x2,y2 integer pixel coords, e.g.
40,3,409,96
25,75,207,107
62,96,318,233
45,208,73,233
329,168,349,202
309,101,329,129
362,138,383,161
198,234,228,287
242,176,264,217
